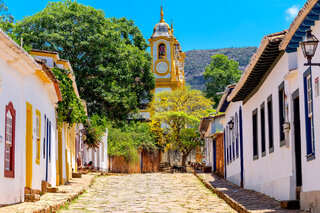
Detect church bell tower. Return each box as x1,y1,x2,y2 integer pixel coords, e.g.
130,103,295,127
149,6,186,93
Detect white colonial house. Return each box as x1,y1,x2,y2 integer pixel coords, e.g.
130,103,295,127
217,85,244,187
199,114,224,174
228,31,296,202
0,30,61,205
29,49,84,186
82,129,109,172
279,0,320,211
227,1,320,210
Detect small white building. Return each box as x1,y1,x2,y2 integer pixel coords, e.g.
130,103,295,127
228,31,297,202
228,2,320,209
279,1,320,211
30,50,83,185
217,85,244,186
199,114,224,173
0,30,61,205
82,129,108,172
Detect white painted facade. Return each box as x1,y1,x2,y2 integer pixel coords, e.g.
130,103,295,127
0,31,59,205
24,73,58,190
223,101,242,186
202,115,224,173
296,19,320,212
82,129,108,172
241,53,299,201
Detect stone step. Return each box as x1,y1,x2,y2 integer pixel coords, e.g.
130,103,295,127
41,181,52,192
280,200,300,209
24,194,40,202
46,187,59,193
72,172,82,178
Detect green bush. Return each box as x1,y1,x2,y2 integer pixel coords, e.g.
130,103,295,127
108,122,158,163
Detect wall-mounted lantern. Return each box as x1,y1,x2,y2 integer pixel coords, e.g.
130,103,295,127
301,30,320,66
228,120,234,130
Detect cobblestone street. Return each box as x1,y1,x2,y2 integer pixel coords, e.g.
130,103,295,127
59,173,236,212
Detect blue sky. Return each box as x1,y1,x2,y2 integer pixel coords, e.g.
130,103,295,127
6,0,307,51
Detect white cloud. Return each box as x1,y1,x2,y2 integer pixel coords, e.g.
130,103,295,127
286,5,300,21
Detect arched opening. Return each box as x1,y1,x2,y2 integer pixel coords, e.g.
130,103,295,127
158,43,166,59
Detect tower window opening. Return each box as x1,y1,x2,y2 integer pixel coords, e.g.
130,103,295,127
159,43,166,59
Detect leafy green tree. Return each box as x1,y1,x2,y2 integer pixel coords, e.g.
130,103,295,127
179,128,204,166
108,121,158,163
204,54,242,107
0,0,14,33
12,0,155,122
149,87,213,166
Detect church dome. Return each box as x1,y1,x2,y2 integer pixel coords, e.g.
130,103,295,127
152,22,172,38
151,6,173,38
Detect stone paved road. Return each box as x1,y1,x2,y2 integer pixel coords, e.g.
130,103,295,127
59,173,236,212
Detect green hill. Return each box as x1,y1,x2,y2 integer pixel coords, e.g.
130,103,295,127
184,47,258,91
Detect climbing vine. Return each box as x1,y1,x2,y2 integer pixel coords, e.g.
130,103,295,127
52,67,87,126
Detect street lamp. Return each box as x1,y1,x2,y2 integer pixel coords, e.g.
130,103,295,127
301,30,320,66
228,120,234,130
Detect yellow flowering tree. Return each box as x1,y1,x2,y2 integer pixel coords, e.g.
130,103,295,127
149,87,214,166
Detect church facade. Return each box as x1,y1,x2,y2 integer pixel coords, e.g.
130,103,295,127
148,6,186,93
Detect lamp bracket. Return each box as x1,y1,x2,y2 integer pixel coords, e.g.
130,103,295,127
304,63,320,66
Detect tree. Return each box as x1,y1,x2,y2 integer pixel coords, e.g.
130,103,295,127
0,0,14,33
108,121,158,163
179,128,204,166
149,87,213,166
204,54,242,107
12,0,155,122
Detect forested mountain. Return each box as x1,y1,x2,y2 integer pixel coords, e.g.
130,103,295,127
184,47,257,91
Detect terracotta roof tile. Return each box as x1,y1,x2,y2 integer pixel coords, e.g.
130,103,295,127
279,0,319,50
228,31,287,102
35,58,62,102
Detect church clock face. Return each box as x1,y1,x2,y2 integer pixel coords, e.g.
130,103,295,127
156,62,168,74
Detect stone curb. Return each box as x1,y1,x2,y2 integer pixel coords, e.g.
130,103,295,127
0,173,100,213
49,173,100,213
193,172,249,213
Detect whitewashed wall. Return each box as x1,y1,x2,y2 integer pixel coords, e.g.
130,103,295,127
0,57,25,204
298,20,320,212
24,73,57,190
242,54,298,201
0,56,57,204
224,101,242,186
82,129,108,172
204,122,213,168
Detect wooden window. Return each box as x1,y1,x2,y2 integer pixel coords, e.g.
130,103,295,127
48,120,51,162
229,128,232,162
267,95,274,153
260,102,266,157
4,102,16,178
227,128,230,164
304,69,315,161
35,110,41,165
278,82,285,144
252,109,258,160
235,113,239,158
43,115,46,158
232,119,235,160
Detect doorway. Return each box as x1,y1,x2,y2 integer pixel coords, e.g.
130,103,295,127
213,140,216,172
45,118,51,182
25,102,33,188
293,90,302,200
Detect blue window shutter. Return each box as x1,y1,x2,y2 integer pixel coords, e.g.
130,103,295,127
223,129,227,178
303,68,315,156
